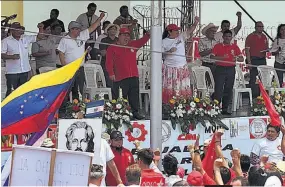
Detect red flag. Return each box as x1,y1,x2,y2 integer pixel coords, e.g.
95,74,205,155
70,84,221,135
258,81,281,126
202,134,216,179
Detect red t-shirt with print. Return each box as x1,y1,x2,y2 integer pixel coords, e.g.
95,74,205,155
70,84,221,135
212,43,242,67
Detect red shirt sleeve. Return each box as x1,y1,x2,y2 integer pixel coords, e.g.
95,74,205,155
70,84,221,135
106,47,115,77
234,44,242,56
212,43,220,56
245,34,252,48
203,172,216,185
130,34,150,49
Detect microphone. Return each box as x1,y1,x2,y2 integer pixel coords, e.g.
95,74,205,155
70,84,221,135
99,10,107,13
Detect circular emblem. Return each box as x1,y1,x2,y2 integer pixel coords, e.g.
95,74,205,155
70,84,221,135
130,49,134,52
250,118,267,139
162,121,171,143
125,122,147,142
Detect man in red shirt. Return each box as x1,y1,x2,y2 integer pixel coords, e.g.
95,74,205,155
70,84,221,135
105,131,134,186
137,148,165,186
106,28,150,120
211,30,244,115
245,21,268,98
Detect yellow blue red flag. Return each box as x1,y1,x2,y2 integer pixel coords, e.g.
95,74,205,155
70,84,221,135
1,53,86,135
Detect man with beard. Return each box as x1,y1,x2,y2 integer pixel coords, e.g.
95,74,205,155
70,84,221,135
105,131,134,186
250,124,285,165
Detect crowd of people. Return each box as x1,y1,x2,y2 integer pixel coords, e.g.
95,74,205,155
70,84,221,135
40,123,285,186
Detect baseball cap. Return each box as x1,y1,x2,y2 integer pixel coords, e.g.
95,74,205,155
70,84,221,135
10,22,22,29
68,21,82,30
110,131,124,139
119,27,130,34
166,24,181,31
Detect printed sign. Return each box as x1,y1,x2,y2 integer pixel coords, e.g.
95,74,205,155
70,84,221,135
249,118,268,139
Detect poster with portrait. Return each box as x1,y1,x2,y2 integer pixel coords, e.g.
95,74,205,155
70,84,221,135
57,119,102,159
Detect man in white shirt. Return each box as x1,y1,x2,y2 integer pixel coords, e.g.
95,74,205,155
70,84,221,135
94,21,110,49
57,12,104,100
1,22,44,97
89,164,104,187
250,124,285,165
214,11,242,43
76,3,101,47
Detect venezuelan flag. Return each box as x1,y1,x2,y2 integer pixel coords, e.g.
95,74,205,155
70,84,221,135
1,53,86,135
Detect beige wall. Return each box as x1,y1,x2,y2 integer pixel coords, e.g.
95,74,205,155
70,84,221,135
22,1,130,33
1,0,23,24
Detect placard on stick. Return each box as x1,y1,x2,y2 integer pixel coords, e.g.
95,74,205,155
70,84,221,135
9,145,52,186
52,150,93,186
9,145,93,186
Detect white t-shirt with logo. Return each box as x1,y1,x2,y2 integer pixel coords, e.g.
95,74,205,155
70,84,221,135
57,29,89,65
92,139,114,186
162,32,188,68
270,38,285,64
251,138,283,163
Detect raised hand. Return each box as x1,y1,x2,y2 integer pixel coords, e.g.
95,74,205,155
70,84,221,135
236,11,242,17
99,12,105,19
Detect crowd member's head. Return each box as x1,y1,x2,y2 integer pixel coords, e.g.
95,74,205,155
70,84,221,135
221,20,231,32
68,21,82,38
41,138,54,148
202,23,218,39
203,139,211,155
240,154,250,173
51,24,62,35
105,24,119,37
162,24,180,39
276,24,285,39
119,5,129,18
265,170,283,186
89,164,104,186
266,124,280,141
255,21,264,34
248,166,268,186
219,166,232,184
176,167,185,179
222,29,233,44
118,28,131,45
137,148,154,169
230,176,249,186
65,121,95,152
162,154,178,176
50,9,59,20
87,3,97,17
173,180,189,186
126,164,141,186
102,21,111,31
41,21,51,35
109,130,124,152
186,171,203,186
10,22,23,39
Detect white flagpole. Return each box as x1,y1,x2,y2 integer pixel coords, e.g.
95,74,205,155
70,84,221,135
150,0,163,169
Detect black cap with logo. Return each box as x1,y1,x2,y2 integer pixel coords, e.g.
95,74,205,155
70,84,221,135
110,131,124,140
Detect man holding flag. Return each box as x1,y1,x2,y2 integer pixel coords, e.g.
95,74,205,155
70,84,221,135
250,80,285,165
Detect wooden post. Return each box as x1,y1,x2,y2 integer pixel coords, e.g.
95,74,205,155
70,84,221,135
48,149,56,186
8,147,15,186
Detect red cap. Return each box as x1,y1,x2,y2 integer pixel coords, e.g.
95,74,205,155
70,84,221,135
166,24,181,31
176,167,185,179
187,171,203,186
119,27,130,34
